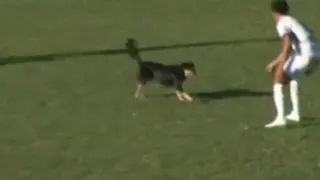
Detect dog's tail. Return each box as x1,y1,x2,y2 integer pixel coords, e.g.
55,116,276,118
126,38,142,64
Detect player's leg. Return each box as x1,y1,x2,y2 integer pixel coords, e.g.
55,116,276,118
265,56,292,128
286,79,300,122
285,55,311,122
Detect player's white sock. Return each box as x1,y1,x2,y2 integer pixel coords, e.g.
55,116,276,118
273,83,284,119
265,83,286,128
287,80,300,121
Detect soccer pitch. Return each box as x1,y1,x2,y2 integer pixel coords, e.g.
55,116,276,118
0,0,320,179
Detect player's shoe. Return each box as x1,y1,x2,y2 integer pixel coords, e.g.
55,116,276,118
265,118,286,128
285,112,300,122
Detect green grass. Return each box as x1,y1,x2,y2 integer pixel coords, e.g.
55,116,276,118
1,0,320,179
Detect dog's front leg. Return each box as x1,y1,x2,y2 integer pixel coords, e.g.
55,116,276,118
176,91,185,101
181,92,193,102
175,82,192,102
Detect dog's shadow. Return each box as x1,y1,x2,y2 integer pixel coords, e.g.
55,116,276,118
157,88,272,103
191,89,272,102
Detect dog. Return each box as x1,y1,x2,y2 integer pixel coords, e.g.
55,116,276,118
125,38,196,102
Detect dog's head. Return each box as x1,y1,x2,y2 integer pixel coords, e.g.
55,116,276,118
180,62,196,77
126,38,139,58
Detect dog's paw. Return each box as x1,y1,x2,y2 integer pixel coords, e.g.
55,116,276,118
181,93,193,102
135,94,146,100
186,98,193,103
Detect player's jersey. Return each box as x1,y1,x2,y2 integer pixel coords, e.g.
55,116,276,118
276,15,320,57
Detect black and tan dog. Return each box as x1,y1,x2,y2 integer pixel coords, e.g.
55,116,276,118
126,38,196,102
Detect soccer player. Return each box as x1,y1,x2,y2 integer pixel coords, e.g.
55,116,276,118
265,0,320,128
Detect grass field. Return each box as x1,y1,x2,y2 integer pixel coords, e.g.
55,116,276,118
1,0,320,179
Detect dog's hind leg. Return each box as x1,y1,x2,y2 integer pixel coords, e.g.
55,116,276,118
134,84,145,99
134,84,141,98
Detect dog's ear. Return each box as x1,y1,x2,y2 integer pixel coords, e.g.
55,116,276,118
180,62,194,67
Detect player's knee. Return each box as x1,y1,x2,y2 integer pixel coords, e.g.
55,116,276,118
273,72,291,85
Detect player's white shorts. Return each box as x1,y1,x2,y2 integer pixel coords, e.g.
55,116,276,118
283,53,320,79
283,42,320,78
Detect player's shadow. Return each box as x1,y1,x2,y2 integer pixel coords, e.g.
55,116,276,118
158,88,272,103
0,37,278,66
287,117,320,128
